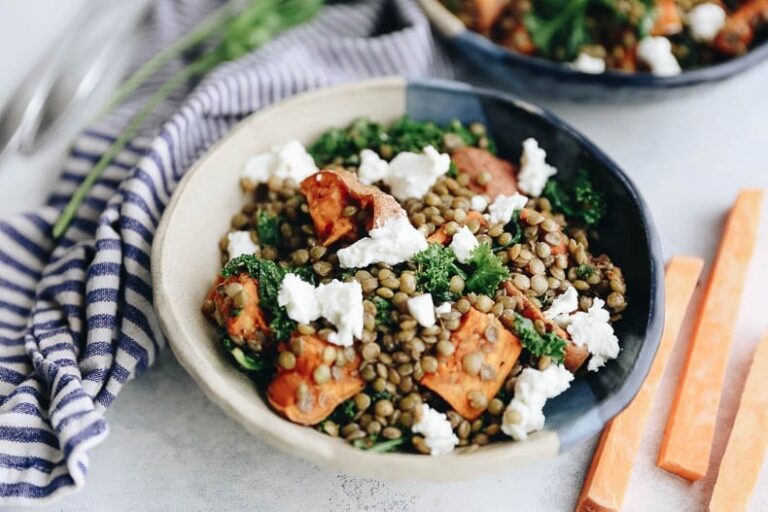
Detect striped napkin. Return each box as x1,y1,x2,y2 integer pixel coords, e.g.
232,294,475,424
0,0,451,504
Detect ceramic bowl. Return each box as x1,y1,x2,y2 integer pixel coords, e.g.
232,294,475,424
152,77,664,479
418,0,768,101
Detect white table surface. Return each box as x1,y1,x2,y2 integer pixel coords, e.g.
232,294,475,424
2,3,768,511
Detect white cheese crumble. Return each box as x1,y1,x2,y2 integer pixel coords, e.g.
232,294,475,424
637,37,682,77
277,273,320,325
314,280,364,347
449,226,479,264
435,302,453,315
469,195,489,213
242,140,318,187
543,286,579,327
384,146,451,201
337,216,427,269
501,365,574,441
567,298,620,372
226,231,259,260
687,3,726,43
412,404,459,455
517,138,557,197
570,52,606,74
407,293,436,328
357,149,389,185
487,193,529,225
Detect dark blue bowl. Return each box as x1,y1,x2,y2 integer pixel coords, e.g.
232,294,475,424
406,78,665,451
418,0,768,101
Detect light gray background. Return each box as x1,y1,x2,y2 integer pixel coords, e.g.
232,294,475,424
1,2,768,510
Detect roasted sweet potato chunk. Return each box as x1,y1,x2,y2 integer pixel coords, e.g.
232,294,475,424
451,147,517,199
299,170,405,246
205,274,270,345
472,0,511,34
267,335,364,425
503,281,589,372
421,308,522,420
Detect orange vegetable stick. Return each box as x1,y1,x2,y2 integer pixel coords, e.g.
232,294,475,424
576,256,703,512
709,332,768,512
658,189,764,481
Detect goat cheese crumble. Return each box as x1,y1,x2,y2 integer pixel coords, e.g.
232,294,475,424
242,140,318,187
407,293,436,328
469,194,489,213
449,226,479,264
357,149,389,185
412,404,459,455
384,146,451,201
277,273,320,325
687,3,726,43
487,193,529,225
637,36,682,76
570,52,606,74
567,298,620,371
501,365,574,441
517,138,557,197
435,302,453,315
337,216,427,269
314,280,364,347
227,231,259,260
543,286,579,327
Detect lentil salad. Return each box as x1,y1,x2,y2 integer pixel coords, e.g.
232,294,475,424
440,0,768,76
201,117,628,455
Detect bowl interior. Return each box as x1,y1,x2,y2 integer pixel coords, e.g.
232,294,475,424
152,77,663,478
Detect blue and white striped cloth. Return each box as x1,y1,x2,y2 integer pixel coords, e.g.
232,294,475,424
0,0,451,504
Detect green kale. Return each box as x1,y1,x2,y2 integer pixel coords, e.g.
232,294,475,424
328,399,357,424
576,264,595,279
308,118,385,166
372,296,395,328
464,242,510,297
542,169,606,226
370,389,392,403
386,116,445,155
256,211,282,247
413,244,467,303
352,436,407,453
446,161,459,179
220,255,298,342
494,210,523,251
513,314,567,364
221,336,273,383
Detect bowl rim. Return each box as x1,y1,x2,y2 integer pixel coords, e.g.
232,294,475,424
152,76,664,477
417,0,768,88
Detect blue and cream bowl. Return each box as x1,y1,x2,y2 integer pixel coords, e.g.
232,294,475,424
418,0,768,102
153,77,664,478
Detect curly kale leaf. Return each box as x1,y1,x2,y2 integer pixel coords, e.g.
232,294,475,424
413,244,467,303
542,169,606,226
513,314,567,364
464,242,510,297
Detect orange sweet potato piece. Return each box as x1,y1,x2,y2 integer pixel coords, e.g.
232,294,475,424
658,189,764,481
472,0,511,33
503,280,589,372
267,335,364,425
451,147,518,199
206,274,270,345
299,170,405,246
714,0,768,55
427,211,488,245
421,308,522,420
653,0,683,35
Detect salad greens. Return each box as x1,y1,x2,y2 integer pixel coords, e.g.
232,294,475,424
256,211,283,247
513,314,567,364
464,242,510,297
543,169,606,226
413,244,466,304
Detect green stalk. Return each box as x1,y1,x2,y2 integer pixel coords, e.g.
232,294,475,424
106,0,239,111
52,58,213,239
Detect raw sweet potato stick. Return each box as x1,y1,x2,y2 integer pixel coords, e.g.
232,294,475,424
709,331,768,512
658,189,764,481
576,256,703,512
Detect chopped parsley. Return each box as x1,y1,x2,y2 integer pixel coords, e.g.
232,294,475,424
513,314,567,364
372,296,395,328
542,169,606,226
413,243,466,303
256,211,282,247
464,242,510,297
